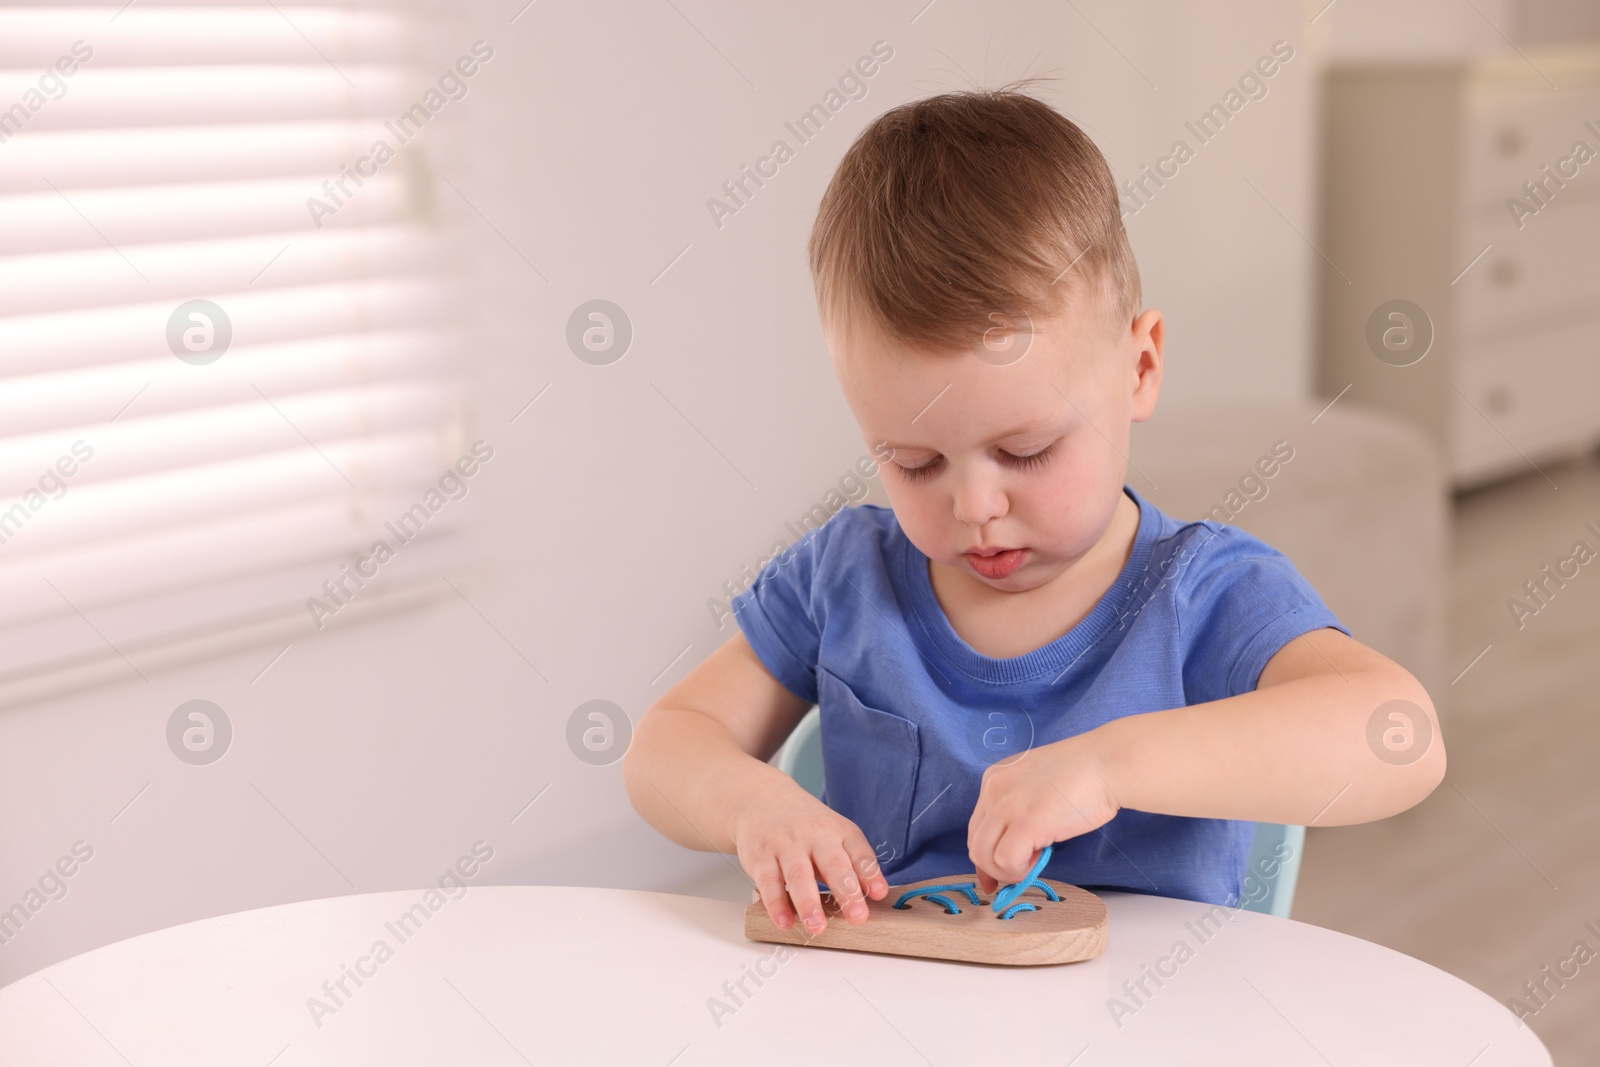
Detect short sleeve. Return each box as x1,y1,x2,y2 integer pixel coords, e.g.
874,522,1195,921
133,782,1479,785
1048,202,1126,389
1176,523,1350,704
729,519,836,706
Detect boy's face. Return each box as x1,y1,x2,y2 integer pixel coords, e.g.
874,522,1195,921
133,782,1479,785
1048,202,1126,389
830,290,1163,595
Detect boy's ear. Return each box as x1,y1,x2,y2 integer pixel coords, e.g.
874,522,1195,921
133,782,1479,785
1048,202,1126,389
1128,308,1164,423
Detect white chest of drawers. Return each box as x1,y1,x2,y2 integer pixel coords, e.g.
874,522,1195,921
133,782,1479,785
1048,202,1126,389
1317,46,1600,489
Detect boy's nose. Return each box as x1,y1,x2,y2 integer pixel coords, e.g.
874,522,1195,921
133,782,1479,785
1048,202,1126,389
950,472,1008,527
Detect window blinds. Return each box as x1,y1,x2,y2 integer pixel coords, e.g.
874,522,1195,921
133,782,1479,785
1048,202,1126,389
0,3,466,695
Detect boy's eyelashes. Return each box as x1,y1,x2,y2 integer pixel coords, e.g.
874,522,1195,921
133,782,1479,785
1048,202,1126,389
893,440,1060,483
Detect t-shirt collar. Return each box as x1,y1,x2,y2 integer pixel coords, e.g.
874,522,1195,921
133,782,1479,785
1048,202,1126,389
899,484,1158,684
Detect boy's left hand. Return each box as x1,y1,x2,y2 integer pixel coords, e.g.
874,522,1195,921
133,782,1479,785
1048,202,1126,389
967,731,1119,894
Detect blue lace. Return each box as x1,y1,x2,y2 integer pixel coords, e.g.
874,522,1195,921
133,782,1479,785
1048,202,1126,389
988,845,1060,913
857,844,1057,921
889,881,983,912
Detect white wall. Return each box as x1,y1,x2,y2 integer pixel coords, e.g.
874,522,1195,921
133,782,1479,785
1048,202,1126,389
0,0,1412,983
1321,0,1517,61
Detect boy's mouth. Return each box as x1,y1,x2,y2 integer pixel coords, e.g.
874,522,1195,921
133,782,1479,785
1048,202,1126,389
963,547,1026,579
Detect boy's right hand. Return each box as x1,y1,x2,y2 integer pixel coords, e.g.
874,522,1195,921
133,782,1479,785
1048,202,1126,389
732,786,889,936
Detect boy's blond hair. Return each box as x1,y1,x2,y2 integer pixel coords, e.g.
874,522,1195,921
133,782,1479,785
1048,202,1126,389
808,81,1140,354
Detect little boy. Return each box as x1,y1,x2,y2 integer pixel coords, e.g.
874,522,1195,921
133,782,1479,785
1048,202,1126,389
624,85,1444,938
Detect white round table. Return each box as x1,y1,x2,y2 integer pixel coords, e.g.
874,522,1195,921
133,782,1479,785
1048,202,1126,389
0,885,1548,1065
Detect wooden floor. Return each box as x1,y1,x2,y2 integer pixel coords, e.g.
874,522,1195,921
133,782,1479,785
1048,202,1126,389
1295,451,1600,1063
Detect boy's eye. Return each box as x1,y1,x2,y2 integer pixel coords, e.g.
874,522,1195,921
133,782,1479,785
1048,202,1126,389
893,441,1058,483
1005,440,1058,471
896,457,942,482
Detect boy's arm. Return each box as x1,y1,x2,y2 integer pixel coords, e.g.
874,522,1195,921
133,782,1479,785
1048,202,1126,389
625,631,892,933
1094,627,1446,826
623,631,814,854
967,627,1444,888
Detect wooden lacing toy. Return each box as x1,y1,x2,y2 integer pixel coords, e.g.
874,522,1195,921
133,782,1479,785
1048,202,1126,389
743,844,1108,966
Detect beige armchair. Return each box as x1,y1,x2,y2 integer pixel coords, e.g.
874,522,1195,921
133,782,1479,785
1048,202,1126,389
1127,398,1450,707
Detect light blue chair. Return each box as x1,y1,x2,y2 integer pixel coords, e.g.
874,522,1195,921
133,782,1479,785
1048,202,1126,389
774,705,827,798
773,705,1304,918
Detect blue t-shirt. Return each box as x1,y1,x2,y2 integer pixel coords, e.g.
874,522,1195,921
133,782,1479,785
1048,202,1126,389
729,484,1349,907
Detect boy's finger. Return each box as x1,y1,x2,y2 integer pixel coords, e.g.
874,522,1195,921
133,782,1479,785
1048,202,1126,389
815,845,870,925
967,812,1002,884
748,855,795,930
779,850,828,936
842,834,889,899
967,794,999,851
992,831,1040,885
965,797,987,855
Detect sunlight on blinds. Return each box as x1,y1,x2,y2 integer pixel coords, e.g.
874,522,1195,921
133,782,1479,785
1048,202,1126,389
0,3,468,691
